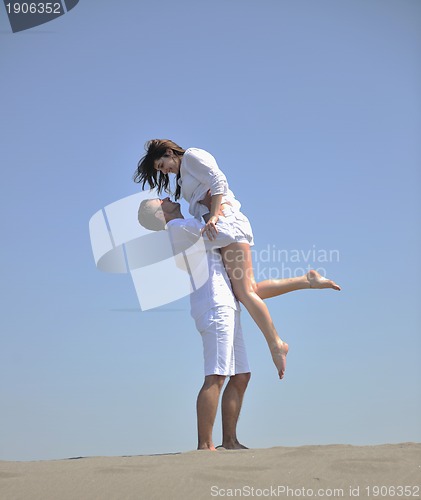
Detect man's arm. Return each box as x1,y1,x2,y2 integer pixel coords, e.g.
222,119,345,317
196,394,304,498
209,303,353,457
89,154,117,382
167,218,234,254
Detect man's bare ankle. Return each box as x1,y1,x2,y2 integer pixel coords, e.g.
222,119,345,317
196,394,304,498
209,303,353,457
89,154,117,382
197,442,216,451
221,439,248,450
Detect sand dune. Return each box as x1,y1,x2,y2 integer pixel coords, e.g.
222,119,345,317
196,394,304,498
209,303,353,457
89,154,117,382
1,443,420,500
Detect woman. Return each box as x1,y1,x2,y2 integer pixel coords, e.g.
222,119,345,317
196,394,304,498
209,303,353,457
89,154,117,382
135,139,290,378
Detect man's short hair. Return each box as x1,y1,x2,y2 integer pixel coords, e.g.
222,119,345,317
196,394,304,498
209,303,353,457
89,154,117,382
138,199,166,231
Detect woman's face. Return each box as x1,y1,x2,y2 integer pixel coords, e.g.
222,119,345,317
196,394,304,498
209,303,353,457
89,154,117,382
154,149,181,175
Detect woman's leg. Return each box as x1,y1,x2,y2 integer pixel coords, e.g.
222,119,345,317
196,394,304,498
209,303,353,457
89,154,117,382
255,269,341,300
220,243,288,379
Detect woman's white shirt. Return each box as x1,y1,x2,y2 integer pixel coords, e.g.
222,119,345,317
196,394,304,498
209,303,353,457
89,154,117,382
180,148,240,219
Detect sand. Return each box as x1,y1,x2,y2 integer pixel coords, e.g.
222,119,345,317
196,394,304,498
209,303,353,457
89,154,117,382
1,443,420,500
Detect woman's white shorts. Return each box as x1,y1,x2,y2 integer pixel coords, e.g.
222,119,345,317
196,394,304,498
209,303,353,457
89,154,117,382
219,208,254,246
194,306,250,377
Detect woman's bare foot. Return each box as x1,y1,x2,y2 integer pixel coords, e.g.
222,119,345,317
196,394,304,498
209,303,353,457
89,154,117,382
307,270,341,291
270,340,289,379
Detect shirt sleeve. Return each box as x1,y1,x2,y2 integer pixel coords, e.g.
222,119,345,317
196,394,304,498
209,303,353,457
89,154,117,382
167,219,235,252
167,220,202,254
183,148,228,196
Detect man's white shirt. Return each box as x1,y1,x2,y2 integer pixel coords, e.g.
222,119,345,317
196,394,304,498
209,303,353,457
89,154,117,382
166,218,239,320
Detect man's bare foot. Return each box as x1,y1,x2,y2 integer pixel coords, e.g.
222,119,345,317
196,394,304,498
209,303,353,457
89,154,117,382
307,270,341,291
270,340,289,380
219,440,248,450
216,443,248,451
197,443,217,451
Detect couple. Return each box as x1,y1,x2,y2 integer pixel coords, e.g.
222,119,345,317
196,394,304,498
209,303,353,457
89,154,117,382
135,140,341,451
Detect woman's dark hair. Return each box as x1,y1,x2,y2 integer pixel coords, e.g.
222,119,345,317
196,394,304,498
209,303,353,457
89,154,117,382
134,139,185,200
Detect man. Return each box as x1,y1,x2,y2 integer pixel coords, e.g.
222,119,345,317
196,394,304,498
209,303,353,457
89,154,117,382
138,197,341,451
139,196,250,451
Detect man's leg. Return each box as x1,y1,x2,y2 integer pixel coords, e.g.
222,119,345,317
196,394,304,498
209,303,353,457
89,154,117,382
221,372,251,449
197,374,226,450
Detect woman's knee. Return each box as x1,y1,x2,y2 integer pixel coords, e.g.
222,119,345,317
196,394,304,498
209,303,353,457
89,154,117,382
231,284,258,304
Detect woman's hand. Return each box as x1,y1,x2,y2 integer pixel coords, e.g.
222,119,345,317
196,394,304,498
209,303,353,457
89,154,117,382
200,192,222,240
201,215,219,240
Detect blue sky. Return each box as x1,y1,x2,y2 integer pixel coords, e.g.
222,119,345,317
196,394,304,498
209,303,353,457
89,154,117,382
0,0,420,461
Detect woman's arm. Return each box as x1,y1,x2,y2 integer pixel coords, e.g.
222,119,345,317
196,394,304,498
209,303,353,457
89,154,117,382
201,193,223,240
209,193,223,219
183,149,228,199
183,149,228,239
199,189,223,239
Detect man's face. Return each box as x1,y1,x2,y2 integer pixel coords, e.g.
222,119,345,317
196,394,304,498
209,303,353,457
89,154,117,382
150,197,182,222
